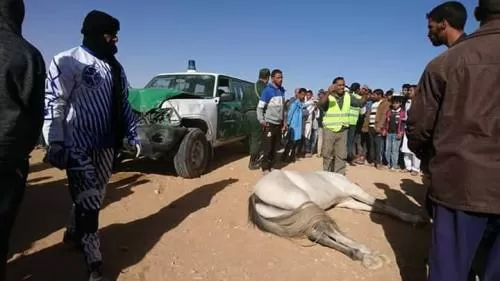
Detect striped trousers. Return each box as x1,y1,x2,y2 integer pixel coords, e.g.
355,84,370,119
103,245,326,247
65,148,114,268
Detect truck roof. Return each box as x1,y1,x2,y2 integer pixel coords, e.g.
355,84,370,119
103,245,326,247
155,72,222,77
154,72,253,83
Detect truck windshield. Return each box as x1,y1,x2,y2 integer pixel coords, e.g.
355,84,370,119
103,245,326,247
145,74,215,98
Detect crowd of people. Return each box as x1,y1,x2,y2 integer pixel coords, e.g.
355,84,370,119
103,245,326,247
279,83,422,176
252,68,423,177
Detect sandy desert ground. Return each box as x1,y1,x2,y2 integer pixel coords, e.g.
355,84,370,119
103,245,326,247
6,145,430,281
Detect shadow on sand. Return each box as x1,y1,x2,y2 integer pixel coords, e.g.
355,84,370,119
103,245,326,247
28,161,52,174
7,178,237,281
9,173,149,260
370,179,430,281
117,142,249,176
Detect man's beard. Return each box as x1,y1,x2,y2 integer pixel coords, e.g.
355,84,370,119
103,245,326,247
428,34,444,47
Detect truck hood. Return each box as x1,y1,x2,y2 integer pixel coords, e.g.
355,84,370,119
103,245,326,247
128,88,200,113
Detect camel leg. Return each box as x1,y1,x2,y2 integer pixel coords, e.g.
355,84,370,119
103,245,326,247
317,223,390,270
337,198,421,224
345,185,427,225
336,198,374,211
308,227,359,259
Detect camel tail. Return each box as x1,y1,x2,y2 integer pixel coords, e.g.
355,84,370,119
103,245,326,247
248,193,338,239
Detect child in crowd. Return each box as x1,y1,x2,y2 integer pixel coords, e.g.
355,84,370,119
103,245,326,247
382,96,406,171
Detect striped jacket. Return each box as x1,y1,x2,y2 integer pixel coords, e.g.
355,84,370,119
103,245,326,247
42,46,138,149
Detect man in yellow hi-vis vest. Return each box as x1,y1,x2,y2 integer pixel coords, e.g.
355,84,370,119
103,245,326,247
319,77,365,174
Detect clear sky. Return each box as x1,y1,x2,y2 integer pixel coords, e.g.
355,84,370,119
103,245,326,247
23,0,478,97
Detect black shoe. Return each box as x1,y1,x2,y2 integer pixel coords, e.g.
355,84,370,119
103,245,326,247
88,262,108,281
248,160,260,170
89,271,107,281
248,154,262,170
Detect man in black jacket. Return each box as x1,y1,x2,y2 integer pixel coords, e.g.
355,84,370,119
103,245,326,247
0,0,46,280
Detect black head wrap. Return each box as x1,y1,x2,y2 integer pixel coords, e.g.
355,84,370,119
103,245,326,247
81,10,126,155
81,10,119,37
81,10,120,59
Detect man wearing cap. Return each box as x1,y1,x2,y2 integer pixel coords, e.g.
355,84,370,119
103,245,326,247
319,77,365,174
346,82,362,165
255,68,270,97
246,68,270,170
407,1,500,279
42,10,140,280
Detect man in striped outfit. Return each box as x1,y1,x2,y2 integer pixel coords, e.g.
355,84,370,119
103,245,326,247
367,89,386,168
42,10,139,281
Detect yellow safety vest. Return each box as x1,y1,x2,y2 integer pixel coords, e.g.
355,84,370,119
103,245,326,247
323,93,351,132
348,93,361,125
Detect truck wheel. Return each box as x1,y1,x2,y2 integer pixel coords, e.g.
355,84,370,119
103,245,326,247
174,128,209,178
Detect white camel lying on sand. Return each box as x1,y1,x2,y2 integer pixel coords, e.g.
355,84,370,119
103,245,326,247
248,170,427,270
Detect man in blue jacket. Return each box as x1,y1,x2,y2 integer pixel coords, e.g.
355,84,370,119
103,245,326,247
256,69,286,174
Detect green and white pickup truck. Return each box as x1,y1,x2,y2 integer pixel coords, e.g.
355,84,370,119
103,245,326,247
120,61,259,178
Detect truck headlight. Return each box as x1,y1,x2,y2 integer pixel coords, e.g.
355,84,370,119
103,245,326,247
160,101,181,126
